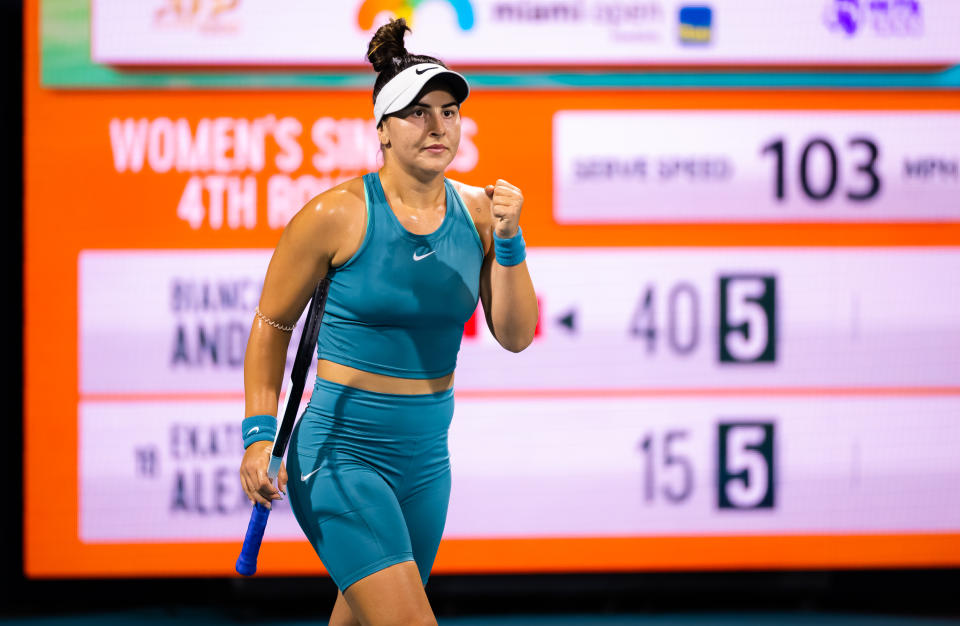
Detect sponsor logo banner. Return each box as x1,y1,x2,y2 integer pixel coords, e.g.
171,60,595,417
90,0,960,66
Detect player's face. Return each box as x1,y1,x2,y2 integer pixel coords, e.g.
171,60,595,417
379,88,461,174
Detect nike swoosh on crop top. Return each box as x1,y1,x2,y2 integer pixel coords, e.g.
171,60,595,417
315,172,484,379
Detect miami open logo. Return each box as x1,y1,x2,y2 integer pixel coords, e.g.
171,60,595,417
357,0,475,30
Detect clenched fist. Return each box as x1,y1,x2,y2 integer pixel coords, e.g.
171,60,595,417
484,179,523,239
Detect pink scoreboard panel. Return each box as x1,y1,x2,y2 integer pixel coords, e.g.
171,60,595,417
79,248,960,544
24,6,960,575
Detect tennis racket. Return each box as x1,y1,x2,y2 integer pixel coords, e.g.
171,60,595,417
236,276,331,576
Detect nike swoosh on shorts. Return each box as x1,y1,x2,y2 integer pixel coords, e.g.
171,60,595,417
301,465,324,481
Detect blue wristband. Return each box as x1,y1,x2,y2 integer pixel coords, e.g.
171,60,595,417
242,414,277,449
493,227,526,267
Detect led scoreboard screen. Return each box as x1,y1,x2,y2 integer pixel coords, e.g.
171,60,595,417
25,2,960,577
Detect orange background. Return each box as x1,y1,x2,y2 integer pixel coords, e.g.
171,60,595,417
24,1,960,577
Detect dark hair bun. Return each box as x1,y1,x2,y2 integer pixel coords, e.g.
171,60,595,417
366,18,410,74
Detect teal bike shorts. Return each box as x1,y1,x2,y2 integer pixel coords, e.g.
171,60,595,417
287,377,454,591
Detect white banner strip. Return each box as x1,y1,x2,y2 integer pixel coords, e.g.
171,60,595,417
90,0,960,66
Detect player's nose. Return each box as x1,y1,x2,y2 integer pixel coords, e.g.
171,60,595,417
426,112,444,135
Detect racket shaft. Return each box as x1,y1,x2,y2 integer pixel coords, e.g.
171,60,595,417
268,376,296,479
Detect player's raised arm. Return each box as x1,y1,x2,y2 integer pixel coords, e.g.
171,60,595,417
476,179,538,352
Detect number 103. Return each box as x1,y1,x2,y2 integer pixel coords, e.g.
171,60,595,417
761,136,881,203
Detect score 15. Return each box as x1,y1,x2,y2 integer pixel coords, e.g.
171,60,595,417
636,421,777,510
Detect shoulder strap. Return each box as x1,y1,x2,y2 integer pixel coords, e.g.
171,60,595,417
445,179,483,254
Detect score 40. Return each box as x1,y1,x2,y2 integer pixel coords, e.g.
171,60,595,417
630,275,777,363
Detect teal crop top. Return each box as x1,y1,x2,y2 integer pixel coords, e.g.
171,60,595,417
316,172,484,379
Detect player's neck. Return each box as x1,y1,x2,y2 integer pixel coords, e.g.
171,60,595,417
379,163,445,212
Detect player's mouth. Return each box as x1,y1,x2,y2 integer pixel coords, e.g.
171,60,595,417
423,144,447,153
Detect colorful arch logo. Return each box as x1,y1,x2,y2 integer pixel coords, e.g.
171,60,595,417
357,0,475,31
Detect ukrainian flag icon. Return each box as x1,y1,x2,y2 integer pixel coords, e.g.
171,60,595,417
679,6,712,45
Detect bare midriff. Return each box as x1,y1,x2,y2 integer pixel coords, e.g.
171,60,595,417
316,359,455,395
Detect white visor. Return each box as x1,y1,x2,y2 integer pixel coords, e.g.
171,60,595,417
373,63,469,126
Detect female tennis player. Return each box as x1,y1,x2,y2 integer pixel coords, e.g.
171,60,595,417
238,18,538,626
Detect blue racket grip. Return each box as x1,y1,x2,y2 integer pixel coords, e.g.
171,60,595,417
236,502,271,576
